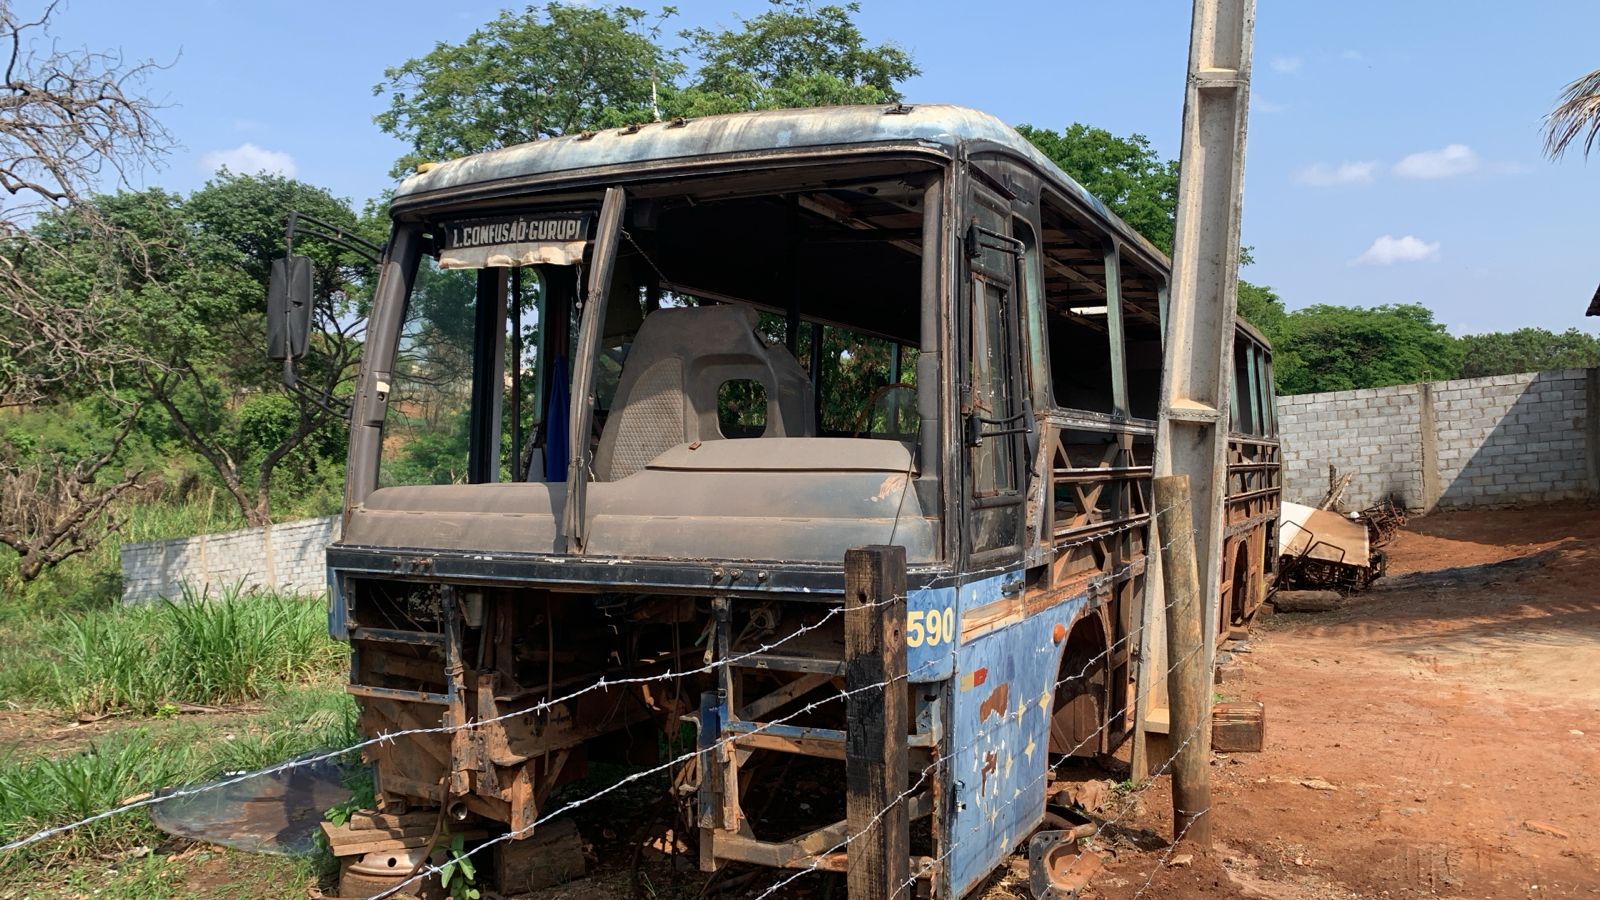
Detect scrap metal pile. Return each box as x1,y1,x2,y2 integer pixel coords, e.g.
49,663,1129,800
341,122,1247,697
1277,498,1407,593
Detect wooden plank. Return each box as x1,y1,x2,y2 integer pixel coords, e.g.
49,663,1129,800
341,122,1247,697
844,545,910,898
1153,475,1213,850
320,823,487,858
345,810,440,831
733,731,847,760
739,673,831,721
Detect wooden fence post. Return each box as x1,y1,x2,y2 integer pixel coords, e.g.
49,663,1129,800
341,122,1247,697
844,545,909,898
1153,475,1213,850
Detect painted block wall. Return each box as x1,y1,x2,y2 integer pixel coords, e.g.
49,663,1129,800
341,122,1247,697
120,515,340,604
1276,368,1598,512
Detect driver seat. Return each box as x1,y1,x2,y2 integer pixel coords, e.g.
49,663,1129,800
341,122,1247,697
593,305,814,482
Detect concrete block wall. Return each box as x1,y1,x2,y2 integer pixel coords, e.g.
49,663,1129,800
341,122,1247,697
1273,366,1600,509
1276,368,1599,512
121,515,340,604
1431,370,1593,509
1276,383,1428,511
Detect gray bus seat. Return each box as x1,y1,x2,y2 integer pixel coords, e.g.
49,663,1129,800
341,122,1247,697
593,305,814,482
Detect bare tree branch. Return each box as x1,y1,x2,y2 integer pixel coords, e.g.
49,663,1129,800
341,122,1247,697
0,2,172,406
0,401,148,582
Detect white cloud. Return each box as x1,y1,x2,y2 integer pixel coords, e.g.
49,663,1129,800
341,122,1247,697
1253,97,1290,114
1351,234,1441,266
200,143,297,177
1296,160,1379,187
1270,56,1302,74
1341,49,1365,62
1392,144,1478,179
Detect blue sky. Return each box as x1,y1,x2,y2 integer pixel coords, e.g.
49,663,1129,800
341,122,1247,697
34,0,1600,334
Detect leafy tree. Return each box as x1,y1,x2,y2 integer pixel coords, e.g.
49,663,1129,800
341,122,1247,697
673,1,918,116
1272,304,1461,395
1457,327,1600,378
1016,123,1180,254
373,1,917,174
28,174,370,526
1236,282,1288,344
374,4,678,176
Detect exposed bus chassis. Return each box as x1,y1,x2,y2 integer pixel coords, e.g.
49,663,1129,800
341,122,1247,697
330,537,1151,897
331,551,950,891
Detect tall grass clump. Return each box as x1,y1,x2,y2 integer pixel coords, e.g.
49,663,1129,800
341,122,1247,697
7,584,345,717
0,730,189,859
0,689,361,869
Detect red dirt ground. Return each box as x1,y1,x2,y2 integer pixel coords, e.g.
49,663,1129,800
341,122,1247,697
1083,501,1600,899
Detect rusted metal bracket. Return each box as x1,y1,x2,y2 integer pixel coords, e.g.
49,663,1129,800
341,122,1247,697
1027,828,1103,899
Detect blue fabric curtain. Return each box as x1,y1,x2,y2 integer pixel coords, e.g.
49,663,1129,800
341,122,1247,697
542,355,570,482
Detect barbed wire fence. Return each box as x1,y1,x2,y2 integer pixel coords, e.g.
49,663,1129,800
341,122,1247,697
747,526,1205,900
2,501,1216,900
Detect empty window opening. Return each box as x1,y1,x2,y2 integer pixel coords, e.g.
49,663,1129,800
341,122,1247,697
718,380,768,437
1040,203,1116,415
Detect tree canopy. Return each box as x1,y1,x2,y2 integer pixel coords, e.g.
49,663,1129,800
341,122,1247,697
1457,327,1600,378
374,4,676,176
374,1,918,175
1016,123,1180,254
673,1,917,116
1270,303,1462,395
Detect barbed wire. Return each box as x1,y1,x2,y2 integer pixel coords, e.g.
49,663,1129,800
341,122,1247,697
883,638,1210,900
1131,802,1211,899
0,497,1172,857
377,505,1188,899
748,524,1194,900
0,501,1201,900
371,641,957,899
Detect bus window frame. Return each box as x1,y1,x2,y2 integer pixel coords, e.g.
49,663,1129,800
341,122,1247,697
962,184,1030,565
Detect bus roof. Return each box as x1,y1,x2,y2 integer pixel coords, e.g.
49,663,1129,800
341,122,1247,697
392,103,1168,267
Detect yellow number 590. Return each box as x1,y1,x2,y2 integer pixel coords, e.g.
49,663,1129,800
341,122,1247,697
906,607,956,648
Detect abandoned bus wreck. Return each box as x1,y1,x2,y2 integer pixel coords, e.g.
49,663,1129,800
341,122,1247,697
311,104,1279,897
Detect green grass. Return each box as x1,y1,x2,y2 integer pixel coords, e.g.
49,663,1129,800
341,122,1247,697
0,584,344,718
0,685,359,871
0,578,358,874
0,492,356,894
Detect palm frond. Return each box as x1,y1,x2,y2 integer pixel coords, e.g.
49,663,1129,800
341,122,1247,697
1543,68,1600,160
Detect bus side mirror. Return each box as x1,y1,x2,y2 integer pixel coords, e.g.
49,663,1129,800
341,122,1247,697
267,255,314,361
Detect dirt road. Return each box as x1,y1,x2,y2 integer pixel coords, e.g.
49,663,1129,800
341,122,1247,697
1087,503,1600,898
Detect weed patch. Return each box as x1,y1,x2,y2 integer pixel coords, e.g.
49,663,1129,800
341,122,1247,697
0,585,343,717
0,687,359,871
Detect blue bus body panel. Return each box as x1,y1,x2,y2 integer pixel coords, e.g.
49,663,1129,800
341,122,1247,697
942,570,1092,899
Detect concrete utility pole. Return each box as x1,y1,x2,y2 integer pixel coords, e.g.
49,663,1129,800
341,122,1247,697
1134,0,1254,798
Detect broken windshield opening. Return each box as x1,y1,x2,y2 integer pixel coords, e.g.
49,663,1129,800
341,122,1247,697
377,164,940,490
